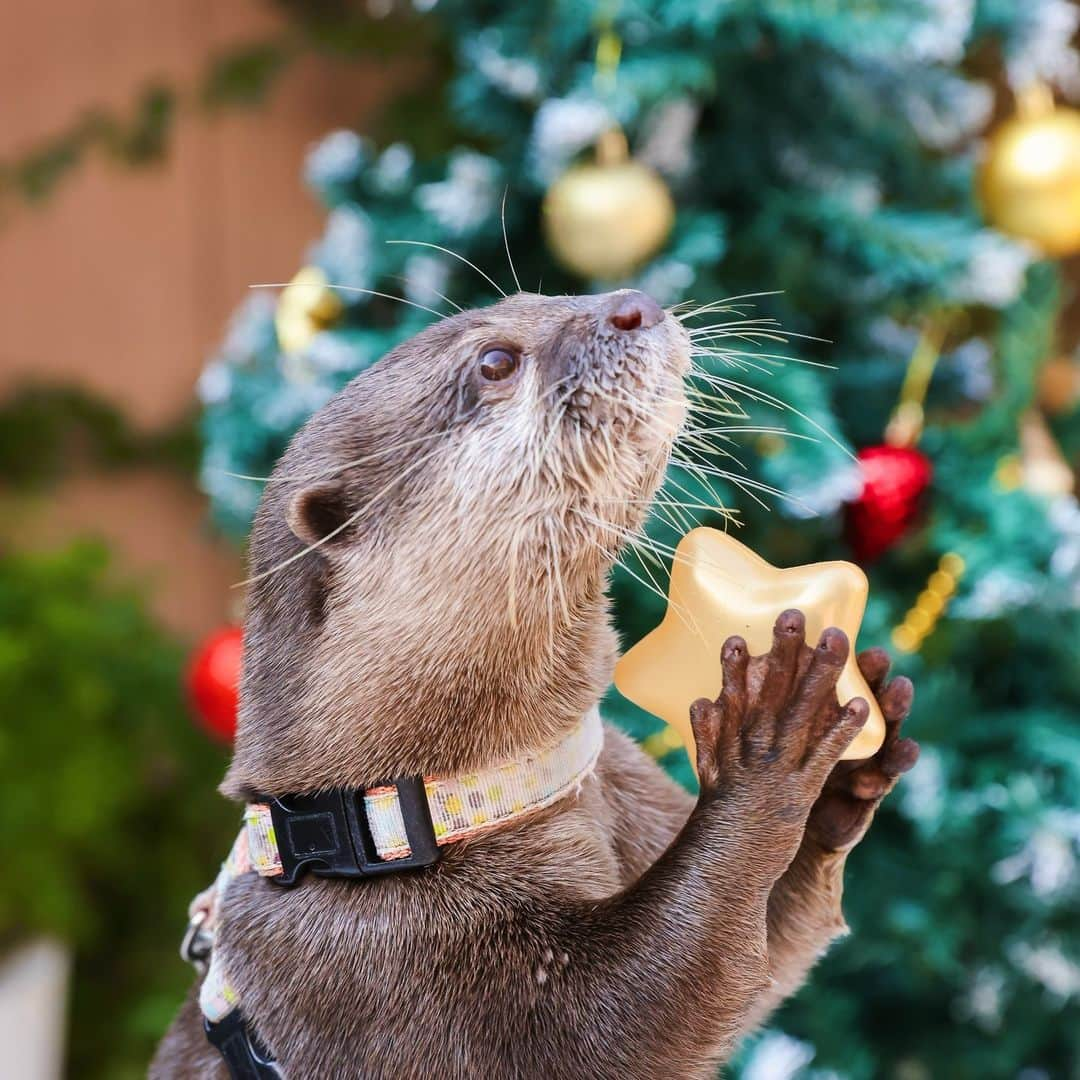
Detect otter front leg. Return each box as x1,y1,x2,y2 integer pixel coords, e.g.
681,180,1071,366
745,640,920,1031
536,629,869,1079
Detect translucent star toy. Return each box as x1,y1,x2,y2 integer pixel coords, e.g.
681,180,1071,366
615,528,886,766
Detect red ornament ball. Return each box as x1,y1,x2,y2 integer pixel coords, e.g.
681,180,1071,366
187,625,243,742
846,445,932,562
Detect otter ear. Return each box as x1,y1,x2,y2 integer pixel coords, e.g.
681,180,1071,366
286,482,353,550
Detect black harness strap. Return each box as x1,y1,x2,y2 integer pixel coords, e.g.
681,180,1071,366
203,776,441,1078
205,1011,282,1079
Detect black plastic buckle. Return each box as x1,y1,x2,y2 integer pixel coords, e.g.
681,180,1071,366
265,776,440,886
204,1011,281,1079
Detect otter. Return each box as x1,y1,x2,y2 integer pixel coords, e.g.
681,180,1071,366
152,288,917,1078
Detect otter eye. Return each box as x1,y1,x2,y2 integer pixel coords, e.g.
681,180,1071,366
478,347,519,382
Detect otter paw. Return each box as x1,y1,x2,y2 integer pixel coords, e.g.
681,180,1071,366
689,610,869,818
805,648,919,853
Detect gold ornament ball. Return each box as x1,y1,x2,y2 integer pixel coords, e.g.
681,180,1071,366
979,104,1080,256
275,265,345,355
543,142,674,281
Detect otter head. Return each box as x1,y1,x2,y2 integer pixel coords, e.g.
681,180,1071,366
224,289,689,796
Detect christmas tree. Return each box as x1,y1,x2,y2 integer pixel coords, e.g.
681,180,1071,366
197,2,1080,1075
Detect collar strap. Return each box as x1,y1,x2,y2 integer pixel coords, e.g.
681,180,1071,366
243,706,604,887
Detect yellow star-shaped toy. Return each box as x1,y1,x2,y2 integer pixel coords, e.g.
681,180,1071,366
614,528,885,765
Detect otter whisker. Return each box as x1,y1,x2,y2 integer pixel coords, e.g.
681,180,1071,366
579,528,694,633
650,493,698,536
690,342,784,364
688,424,817,442
625,531,669,574
694,325,831,347
248,282,446,321
686,303,766,323
594,508,818,600
678,412,745,449
671,455,769,512
623,544,695,638
672,453,818,516
596,495,740,522
684,376,746,400
549,514,574,626
690,351,776,376
683,400,748,425
688,318,787,336
577,516,708,644
671,450,756,485
700,375,852,459
386,239,507,298
501,188,522,294
574,503,708,574
578,511,678,561
679,380,743,405
580,509,732,572
660,464,730,518
691,329,793,349
683,289,786,308
664,300,699,317
537,378,584,465
675,291,784,321
391,274,464,314
667,451,733,513
234,443,444,587
538,372,577,404
693,346,835,371
686,316,811,343
681,384,747,412
676,431,744,470
633,528,788,599
217,430,447,484
678,414,746,443
679,392,750,424
691,351,774,378
690,336,787,359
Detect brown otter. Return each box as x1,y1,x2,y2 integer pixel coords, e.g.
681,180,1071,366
152,288,917,1078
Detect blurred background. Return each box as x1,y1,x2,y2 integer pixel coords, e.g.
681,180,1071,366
1,1,1079,1077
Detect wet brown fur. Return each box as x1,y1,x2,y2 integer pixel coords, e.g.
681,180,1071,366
152,290,917,1078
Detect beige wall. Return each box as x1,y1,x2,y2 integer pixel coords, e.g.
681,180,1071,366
1,0,411,636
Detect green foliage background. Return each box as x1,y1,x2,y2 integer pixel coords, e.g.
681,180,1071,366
1,449,232,1077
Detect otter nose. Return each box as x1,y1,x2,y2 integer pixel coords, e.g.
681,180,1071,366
607,290,664,332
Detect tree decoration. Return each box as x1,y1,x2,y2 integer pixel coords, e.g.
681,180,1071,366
891,552,965,654
846,445,933,562
542,127,674,281
541,20,673,280
979,84,1080,257
846,323,941,561
274,265,345,355
187,625,243,742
